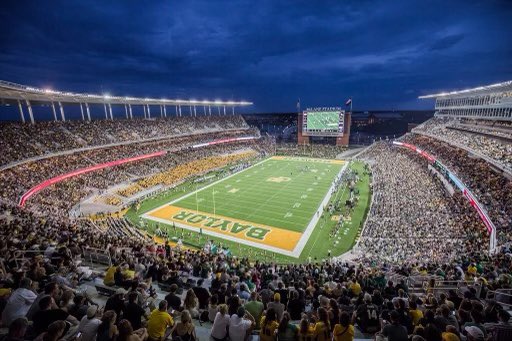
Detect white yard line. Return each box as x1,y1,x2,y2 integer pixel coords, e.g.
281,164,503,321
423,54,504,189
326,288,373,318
200,161,292,218
306,180,349,259
143,157,271,216
244,163,298,220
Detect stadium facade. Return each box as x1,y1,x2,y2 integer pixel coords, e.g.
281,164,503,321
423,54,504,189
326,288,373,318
0,80,252,123
420,80,512,121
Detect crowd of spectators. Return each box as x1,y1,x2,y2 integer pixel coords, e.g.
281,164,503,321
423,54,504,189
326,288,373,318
117,150,257,198
357,142,488,264
2,188,512,340
0,116,249,166
276,143,346,159
413,117,512,171
401,134,512,245
0,128,259,202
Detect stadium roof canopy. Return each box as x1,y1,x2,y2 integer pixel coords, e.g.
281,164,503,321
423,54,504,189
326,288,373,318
0,80,252,107
419,81,512,99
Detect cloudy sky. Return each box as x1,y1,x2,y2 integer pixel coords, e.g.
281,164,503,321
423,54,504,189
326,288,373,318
1,0,511,113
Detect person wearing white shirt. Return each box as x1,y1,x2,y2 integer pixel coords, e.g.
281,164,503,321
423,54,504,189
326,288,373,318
78,306,102,341
210,304,230,341
229,307,254,341
1,278,37,326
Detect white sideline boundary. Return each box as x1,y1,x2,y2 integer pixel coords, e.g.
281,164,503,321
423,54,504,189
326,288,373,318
291,162,348,257
142,157,349,258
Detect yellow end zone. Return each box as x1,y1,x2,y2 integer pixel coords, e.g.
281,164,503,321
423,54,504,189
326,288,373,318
270,156,345,165
145,205,302,251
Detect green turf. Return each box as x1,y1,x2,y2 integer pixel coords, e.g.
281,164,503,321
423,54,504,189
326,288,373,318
306,111,340,131
172,158,342,232
125,158,371,263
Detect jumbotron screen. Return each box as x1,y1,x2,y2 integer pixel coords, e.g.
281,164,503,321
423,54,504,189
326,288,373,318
302,108,344,136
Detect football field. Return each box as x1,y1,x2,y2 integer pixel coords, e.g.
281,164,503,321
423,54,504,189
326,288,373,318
143,156,346,257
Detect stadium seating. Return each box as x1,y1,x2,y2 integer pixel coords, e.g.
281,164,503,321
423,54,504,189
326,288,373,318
0,115,250,166
0,115,511,341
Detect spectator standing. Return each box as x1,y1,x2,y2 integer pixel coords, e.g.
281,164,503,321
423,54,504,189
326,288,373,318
353,293,379,334
267,293,285,321
333,311,354,341
287,290,304,321
260,308,279,341
229,306,255,341
276,312,298,341
244,292,264,329
313,307,331,341
380,311,408,341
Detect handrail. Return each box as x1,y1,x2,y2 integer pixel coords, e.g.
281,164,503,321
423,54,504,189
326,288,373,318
487,288,512,308
81,246,112,267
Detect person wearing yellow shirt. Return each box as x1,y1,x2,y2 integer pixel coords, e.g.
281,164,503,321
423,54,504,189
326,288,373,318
313,308,331,341
260,308,279,341
349,280,361,296
147,300,174,341
103,265,117,286
122,266,135,281
409,301,424,326
467,264,477,277
333,311,354,341
298,317,315,341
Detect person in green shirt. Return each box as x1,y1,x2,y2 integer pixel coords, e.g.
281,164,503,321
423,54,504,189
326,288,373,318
245,292,264,329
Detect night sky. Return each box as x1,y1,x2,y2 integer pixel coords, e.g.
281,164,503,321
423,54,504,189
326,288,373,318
1,0,511,114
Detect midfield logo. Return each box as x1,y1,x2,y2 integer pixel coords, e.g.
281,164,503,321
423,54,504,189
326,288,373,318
172,210,270,240
266,176,291,183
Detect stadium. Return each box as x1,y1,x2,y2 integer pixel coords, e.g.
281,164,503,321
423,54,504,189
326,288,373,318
1,1,512,341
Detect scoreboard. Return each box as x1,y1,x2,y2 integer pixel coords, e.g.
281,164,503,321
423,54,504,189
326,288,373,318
302,107,344,136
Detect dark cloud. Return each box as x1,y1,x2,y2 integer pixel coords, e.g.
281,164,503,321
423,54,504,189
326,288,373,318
0,0,511,114
430,34,465,51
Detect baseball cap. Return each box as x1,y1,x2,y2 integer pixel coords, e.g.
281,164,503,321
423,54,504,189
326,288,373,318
86,305,98,318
